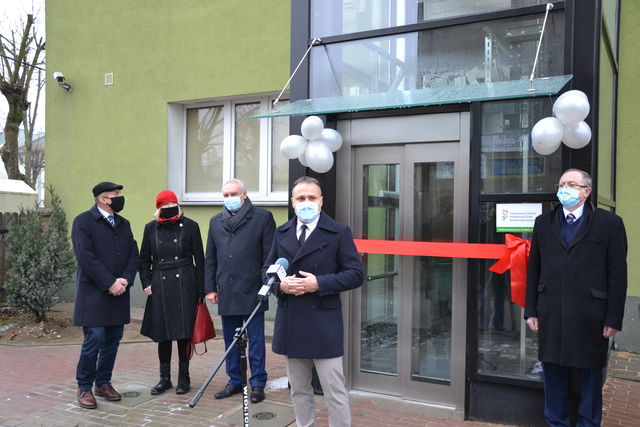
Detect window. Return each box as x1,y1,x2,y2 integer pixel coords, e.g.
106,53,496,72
171,95,289,204
312,0,548,38
481,98,563,194
311,12,564,98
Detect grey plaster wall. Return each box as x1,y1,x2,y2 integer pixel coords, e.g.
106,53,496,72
615,296,640,353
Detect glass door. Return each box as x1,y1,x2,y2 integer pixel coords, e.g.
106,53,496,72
352,141,468,411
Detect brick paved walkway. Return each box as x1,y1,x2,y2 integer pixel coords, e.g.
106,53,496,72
0,338,499,427
1,337,637,426
602,351,640,427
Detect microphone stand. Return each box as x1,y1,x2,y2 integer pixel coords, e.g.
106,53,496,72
189,289,274,427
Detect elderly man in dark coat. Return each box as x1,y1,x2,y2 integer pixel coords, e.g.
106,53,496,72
204,178,276,404
525,169,627,426
71,181,139,409
264,176,364,427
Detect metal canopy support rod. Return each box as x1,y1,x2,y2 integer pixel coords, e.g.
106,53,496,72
528,3,554,92
273,38,321,111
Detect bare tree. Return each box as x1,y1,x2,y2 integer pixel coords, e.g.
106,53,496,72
21,68,45,188
0,14,45,186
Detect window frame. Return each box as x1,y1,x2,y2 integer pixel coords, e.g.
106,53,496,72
170,93,289,206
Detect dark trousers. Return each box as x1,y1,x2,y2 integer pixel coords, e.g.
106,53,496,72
221,313,267,388
542,362,603,426
76,325,124,390
157,339,189,363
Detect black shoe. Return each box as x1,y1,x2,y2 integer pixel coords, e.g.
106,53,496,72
250,386,265,403
151,362,172,395
175,361,190,395
151,378,173,395
215,384,242,399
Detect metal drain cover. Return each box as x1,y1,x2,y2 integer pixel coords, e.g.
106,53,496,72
123,391,140,398
253,411,276,420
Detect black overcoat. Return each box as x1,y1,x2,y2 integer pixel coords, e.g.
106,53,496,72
204,204,276,316
524,204,627,369
72,205,139,327
139,216,204,342
264,213,364,359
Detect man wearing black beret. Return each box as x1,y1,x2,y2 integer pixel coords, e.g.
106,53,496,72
71,181,139,409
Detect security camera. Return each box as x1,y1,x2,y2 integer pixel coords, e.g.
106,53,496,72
53,72,72,91
53,71,65,83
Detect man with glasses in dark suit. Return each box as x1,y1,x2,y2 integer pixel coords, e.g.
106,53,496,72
525,169,628,426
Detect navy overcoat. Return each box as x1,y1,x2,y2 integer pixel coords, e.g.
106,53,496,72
525,204,627,369
204,204,276,316
264,212,364,359
72,205,139,327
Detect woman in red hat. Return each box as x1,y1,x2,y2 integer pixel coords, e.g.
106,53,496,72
139,190,204,395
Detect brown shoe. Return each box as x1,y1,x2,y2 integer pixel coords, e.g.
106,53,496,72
77,389,97,409
94,383,122,401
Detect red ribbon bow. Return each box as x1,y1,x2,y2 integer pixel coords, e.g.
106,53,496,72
488,234,531,308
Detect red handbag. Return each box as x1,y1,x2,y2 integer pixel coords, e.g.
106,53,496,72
188,298,216,359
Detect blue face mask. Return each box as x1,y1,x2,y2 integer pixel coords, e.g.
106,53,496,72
556,186,581,209
224,196,242,212
295,201,320,223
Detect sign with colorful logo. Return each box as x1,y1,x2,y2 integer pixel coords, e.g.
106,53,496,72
496,203,542,233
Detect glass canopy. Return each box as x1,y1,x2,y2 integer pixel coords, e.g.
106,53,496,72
251,75,572,119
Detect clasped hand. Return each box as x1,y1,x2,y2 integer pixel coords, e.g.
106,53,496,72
280,271,318,296
108,278,128,296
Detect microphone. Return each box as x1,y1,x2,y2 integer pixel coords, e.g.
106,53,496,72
257,258,289,301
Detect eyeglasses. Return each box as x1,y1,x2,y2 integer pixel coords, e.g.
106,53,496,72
555,182,590,191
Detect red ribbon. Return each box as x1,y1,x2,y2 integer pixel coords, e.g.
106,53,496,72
353,235,531,308
488,234,531,308
353,239,507,259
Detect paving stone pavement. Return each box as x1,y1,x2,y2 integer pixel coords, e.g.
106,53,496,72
1,335,638,426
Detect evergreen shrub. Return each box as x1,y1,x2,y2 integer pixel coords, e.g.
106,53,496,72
5,187,75,321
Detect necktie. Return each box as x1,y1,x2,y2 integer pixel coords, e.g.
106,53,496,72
298,225,307,247
107,215,115,227
566,213,575,224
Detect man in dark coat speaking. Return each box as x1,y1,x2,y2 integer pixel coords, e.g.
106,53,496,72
71,182,139,409
204,178,275,404
264,176,364,427
525,169,627,426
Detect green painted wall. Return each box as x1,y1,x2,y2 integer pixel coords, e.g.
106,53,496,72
46,0,290,236
617,0,640,297
46,1,291,305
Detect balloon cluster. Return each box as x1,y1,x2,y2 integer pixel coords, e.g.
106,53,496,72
531,90,592,155
280,116,343,173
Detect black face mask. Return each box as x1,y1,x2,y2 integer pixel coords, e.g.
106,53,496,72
159,206,179,219
108,196,125,213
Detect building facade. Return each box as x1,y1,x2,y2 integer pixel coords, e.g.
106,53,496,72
45,0,639,424
45,0,292,307
276,0,636,424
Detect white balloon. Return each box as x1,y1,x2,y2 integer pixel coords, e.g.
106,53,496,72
298,151,309,167
562,121,592,149
531,117,563,155
300,116,324,140
280,135,307,159
553,91,590,125
316,128,343,152
305,141,334,173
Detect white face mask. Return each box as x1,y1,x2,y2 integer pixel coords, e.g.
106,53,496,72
294,201,320,223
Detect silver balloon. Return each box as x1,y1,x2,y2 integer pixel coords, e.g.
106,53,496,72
531,117,563,155
553,90,590,125
305,141,334,173
300,116,324,140
316,128,343,152
562,121,591,149
298,151,309,167
280,135,307,159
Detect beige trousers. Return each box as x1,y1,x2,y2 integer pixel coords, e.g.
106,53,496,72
285,356,351,427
